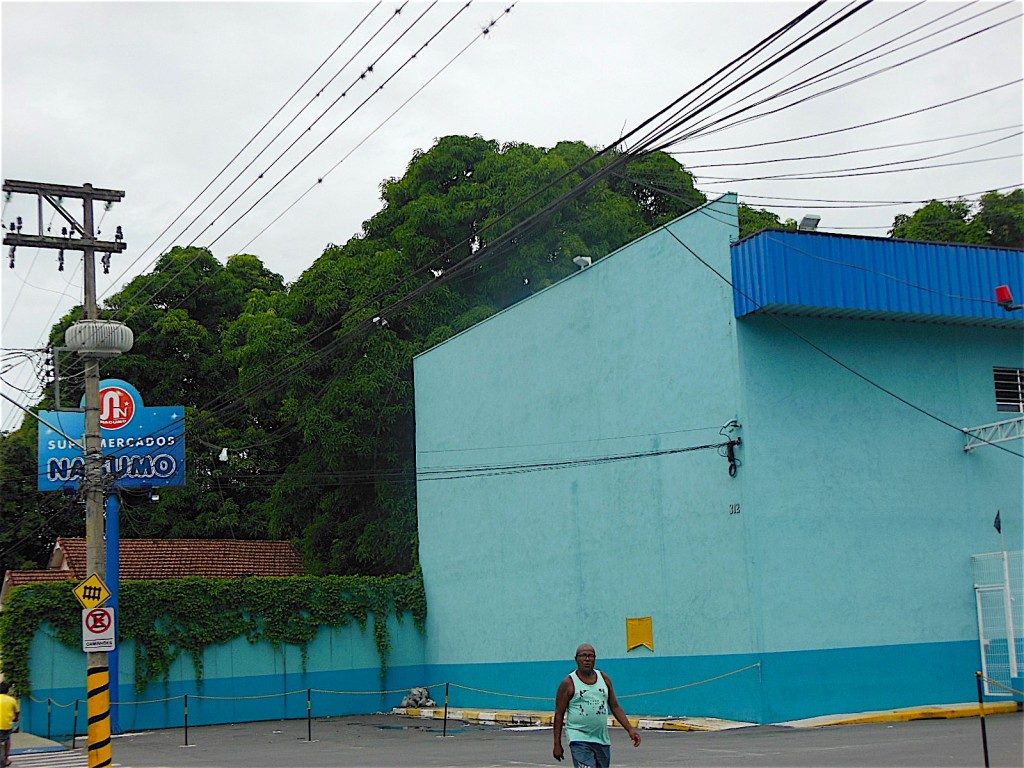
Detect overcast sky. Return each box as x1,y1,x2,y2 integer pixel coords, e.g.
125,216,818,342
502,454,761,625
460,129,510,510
2,1,1022,429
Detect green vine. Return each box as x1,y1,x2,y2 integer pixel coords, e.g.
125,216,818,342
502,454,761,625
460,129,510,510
0,570,426,695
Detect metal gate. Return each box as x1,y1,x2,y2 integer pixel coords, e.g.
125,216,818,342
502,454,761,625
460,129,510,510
972,550,1023,695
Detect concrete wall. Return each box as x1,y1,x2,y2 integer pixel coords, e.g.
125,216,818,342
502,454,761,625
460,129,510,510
413,195,1023,722
735,315,1023,721
21,613,427,737
414,196,772,718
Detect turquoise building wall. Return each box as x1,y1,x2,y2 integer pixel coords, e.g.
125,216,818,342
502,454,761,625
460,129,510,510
20,613,427,737
735,316,1022,721
413,196,1024,722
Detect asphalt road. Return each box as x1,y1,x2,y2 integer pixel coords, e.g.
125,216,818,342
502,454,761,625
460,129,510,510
103,711,1023,767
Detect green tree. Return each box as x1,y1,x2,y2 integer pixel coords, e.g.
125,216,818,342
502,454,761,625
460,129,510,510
976,189,1024,248
738,204,797,239
227,136,707,574
0,421,85,576
888,190,1023,248
3,137,710,578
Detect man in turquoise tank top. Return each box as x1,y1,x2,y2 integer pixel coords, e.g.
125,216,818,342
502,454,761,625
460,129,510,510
553,643,641,767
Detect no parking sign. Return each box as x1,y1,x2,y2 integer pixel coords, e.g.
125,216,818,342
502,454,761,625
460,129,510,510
82,607,116,652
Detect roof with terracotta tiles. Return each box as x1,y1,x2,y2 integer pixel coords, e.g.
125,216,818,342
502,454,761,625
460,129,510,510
4,569,75,586
51,537,305,579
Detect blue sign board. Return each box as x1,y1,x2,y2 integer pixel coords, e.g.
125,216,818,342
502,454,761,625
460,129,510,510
37,379,185,492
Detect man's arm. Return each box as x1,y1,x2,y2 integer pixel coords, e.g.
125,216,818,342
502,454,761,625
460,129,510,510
604,674,641,748
553,676,574,762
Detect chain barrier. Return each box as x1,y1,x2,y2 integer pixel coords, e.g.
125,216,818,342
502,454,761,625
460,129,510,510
22,661,765,743
191,689,307,701
27,695,76,708
311,684,445,696
115,695,186,705
22,663,762,710
447,683,552,701
618,662,762,699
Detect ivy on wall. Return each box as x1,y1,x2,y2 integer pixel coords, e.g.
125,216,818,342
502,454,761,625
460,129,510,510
0,570,426,695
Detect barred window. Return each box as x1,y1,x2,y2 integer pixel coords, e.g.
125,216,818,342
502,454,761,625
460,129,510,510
994,367,1024,413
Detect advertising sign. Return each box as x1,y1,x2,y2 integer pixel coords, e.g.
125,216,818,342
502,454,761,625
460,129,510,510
37,379,185,491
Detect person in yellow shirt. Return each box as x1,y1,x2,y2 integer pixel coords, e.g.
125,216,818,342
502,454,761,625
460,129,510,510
0,681,19,767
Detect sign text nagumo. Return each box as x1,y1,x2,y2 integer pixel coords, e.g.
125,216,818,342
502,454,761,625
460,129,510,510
37,379,185,491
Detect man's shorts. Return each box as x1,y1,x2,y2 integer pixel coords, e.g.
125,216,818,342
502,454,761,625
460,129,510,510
0,728,10,741
569,740,611,768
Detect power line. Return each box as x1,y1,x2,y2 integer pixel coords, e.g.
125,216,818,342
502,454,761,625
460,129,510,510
674,79,1022,155
239,3,518,254
99,2,387,304
651,11,1022,152
661,222,1023,459
108,1,456,332
112,3,838,438
675,0,1010,145
694,153,1020,183
698,184,1023,209
682,125,1022,169
617,172,1013,305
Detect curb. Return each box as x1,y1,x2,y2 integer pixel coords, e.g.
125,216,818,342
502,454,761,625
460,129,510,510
396,700,1022,731
781,701,1022,728
10,731,67,755
393,707,754,732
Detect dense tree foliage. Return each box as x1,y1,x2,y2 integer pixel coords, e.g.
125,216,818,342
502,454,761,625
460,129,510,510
228,138,706,574
889,189,1024,248
1,137,733,577
738,204,797,239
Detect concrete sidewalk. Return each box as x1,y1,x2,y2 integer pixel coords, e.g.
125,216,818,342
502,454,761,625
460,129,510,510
394,699,1021,730
8,730,66,754
9,699,1020,756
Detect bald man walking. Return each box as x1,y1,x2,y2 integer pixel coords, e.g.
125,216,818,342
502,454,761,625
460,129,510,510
553,643,641,767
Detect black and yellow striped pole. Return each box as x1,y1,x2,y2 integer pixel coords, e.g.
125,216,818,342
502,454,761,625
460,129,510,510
87,665,112,768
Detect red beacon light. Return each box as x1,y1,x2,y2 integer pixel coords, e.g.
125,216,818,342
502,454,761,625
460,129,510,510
995,284,1022,311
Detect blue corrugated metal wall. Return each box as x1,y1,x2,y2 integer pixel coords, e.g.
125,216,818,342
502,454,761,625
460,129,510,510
731,230,1024,325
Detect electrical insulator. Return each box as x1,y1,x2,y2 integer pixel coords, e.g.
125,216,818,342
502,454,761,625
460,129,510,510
57,249,65,272
8,245,15,268
115,225,123,242
101,252,111,274
61,226,69,238
15,216,22,233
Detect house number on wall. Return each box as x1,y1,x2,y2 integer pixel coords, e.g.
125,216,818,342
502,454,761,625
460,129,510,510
729,503,741,515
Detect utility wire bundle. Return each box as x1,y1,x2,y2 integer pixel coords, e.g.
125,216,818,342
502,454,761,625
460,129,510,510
4,0,1021,476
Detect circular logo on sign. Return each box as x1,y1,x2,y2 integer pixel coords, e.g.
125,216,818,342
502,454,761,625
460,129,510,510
99,386,135,430
86,608,112,633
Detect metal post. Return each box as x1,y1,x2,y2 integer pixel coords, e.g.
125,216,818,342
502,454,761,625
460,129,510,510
1001,550,1019,678
307,688,312,742
976,672,990,768
442,682,450,738
46,697,52,740
72,699,80,748
184,694,189,746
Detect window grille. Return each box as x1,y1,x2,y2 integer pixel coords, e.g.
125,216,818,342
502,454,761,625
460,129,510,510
994,367,1024,413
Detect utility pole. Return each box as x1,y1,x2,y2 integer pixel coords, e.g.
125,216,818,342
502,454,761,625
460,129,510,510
3,180,127,768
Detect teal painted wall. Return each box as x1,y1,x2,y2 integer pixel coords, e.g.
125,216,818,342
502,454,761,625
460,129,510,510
413,195,1024,722
735,317,1023,653
415,195,754,664
21,613,427,736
